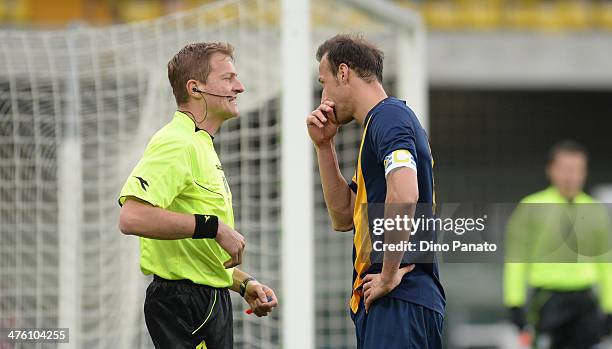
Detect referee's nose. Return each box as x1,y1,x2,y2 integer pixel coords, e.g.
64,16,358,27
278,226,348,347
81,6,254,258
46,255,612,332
233,78,245,95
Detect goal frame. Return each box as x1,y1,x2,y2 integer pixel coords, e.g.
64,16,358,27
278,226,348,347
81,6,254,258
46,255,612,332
280,0,426,348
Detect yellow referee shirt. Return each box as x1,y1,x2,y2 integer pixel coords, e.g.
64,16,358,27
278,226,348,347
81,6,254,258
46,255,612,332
118,111,234,288
504,186,612,313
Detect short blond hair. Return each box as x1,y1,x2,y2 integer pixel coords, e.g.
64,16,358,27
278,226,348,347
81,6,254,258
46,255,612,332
167,42,235,105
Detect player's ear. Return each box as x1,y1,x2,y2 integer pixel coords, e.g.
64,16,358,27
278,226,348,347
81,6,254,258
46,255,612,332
337,63,349,84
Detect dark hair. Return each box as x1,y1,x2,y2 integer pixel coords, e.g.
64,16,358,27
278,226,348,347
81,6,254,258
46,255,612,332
548,140,588,164
168,42,234,105
316,34,384,83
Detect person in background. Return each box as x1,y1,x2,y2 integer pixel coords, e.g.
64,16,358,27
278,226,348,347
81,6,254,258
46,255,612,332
504,140,612,349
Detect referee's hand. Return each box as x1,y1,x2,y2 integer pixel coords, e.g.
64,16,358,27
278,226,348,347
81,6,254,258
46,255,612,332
215,222,246,268
244,282,278,317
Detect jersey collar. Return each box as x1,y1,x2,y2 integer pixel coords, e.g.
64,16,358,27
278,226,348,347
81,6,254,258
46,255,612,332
174,111,215,140
545,186,588,203
364,97,392,125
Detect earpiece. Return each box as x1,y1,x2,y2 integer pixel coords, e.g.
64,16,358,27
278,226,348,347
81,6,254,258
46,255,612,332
191,86,234,99
184,84,235,127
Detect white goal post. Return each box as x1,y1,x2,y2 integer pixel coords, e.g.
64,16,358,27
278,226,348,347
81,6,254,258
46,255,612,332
0,1,425,348
281,1,426,349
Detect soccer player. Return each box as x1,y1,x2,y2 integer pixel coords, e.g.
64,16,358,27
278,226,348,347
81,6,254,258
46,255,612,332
117,42,278,349
307,34,445,348
504,141,612,349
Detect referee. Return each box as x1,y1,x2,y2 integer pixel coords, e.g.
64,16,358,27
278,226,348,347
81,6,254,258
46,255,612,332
118,43,277,349
505,141,612,349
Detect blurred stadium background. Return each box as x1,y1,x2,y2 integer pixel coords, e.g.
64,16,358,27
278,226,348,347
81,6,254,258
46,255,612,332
1,0,612,348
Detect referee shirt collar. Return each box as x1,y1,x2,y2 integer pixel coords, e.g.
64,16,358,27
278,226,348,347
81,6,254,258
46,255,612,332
175,111,214,140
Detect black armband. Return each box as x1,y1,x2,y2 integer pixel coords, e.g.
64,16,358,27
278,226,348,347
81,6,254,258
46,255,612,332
193,214,219,239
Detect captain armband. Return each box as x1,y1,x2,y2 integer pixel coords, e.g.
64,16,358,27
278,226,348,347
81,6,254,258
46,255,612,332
383,149,417,177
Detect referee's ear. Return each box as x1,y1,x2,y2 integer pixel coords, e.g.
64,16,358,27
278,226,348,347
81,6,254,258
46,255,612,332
186,80,202,99
545,164,552,182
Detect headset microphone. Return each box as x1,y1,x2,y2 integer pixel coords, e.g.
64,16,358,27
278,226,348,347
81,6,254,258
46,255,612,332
192,87,234,98
183,86,233,125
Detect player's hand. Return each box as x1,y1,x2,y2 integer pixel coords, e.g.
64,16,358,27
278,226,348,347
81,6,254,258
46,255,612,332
307,99,339,147
215,222,246,268
244,281,278,317
361,264,415,313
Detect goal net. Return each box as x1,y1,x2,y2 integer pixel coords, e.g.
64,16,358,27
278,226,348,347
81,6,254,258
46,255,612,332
0,0,425,348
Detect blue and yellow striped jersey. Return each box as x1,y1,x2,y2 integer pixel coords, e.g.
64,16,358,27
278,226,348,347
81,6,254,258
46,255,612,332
349,97,445,315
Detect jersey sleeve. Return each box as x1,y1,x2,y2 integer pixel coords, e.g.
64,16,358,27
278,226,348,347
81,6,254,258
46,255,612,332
369,105,418,167
598,262,612,313
594,204,612,313
503,201,531,307
118,138,192,208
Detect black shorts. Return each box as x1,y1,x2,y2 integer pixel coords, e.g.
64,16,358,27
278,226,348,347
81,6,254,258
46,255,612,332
532,288,603,349
144,275,233,349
